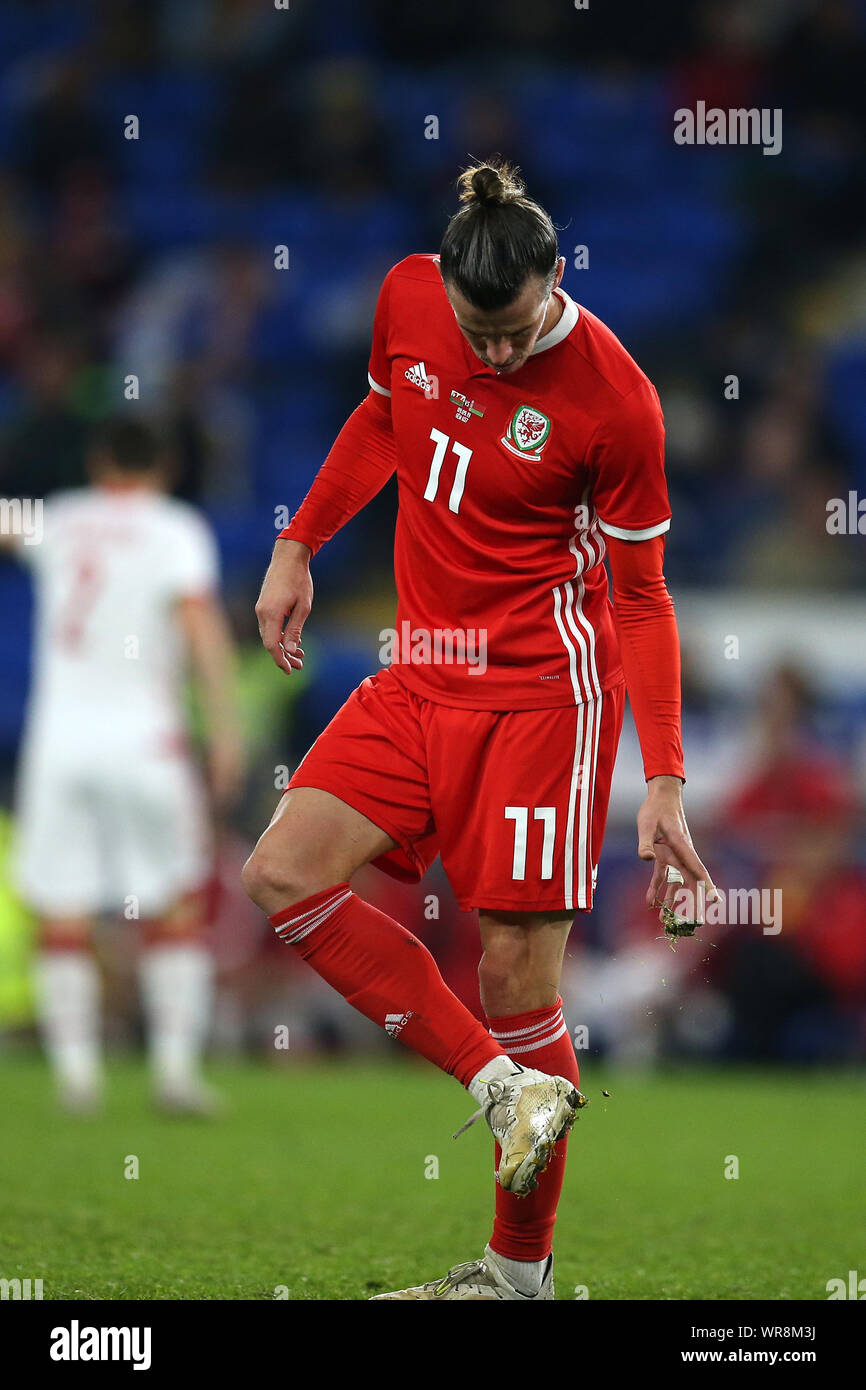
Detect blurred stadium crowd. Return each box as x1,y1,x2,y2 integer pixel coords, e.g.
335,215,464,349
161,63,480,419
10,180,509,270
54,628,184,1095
0,0,864,1066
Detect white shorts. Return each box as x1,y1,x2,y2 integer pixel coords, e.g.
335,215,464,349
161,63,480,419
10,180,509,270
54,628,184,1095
13,741,212,919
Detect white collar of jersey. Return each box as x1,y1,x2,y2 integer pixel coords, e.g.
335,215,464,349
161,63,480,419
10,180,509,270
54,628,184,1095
529,288,579,356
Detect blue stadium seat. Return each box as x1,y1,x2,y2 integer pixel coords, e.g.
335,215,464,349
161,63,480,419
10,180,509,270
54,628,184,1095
0,566,32,754
95,72,221,188
825,342,866,488
0,1,91,66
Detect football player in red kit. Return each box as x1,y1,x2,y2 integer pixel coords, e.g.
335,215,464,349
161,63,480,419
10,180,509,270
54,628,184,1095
244,160,716,1300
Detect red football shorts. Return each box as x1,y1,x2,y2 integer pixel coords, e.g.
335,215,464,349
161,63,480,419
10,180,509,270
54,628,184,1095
288,667,625,913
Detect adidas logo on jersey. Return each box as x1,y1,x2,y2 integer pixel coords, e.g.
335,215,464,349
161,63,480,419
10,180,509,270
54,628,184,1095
384,1010,415,1038
404,361,435,396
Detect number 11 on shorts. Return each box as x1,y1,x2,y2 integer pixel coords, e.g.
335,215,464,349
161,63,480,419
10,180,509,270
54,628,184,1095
504,805,556,881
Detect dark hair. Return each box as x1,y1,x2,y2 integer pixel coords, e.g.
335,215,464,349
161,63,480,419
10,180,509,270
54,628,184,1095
439,159,559,312
89,417,162,472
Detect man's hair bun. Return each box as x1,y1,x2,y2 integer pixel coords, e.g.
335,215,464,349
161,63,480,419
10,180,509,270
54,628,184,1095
457,160,525,208
441,155,558,311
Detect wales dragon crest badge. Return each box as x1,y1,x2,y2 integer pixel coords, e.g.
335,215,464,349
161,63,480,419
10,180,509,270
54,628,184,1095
500,404,552,461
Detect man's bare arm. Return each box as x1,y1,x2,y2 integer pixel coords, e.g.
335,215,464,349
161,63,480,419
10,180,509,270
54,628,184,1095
176,592,245,811
257,389,396,673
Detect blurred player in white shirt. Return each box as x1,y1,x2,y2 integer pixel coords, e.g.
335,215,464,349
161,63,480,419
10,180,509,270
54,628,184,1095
9,418,244,1113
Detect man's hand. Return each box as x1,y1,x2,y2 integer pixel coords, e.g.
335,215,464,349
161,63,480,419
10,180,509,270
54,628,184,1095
636,775,717,925
255,538,313,674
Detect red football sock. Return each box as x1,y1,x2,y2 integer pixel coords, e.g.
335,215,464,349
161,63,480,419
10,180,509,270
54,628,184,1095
487,997,579,1262
269,884,503,1085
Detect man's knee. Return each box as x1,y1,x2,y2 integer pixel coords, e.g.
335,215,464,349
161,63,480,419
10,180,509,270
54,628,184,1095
478,932,531,999
243,788,395,914
478,912,572,1014
241,837,323,911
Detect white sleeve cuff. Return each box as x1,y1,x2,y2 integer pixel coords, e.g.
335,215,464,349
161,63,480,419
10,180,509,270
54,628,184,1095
597,517,671,541
367,371,392,398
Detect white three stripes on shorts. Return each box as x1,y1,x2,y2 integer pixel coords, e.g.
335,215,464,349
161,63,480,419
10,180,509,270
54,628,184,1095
551,515,605,912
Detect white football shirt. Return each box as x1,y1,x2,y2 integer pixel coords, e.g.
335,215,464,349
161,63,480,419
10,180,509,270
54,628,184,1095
21,486,219,761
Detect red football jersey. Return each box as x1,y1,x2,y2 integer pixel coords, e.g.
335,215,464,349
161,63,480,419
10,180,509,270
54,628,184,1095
366,252,671,710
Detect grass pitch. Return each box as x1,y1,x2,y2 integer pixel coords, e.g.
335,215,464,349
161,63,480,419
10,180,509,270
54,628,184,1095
0,1054,861,1300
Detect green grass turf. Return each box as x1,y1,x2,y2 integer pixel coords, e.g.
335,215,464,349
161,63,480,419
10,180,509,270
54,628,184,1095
0,1053,861,1300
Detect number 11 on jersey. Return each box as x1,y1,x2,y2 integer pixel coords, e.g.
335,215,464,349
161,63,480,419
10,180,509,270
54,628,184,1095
424,428,472,514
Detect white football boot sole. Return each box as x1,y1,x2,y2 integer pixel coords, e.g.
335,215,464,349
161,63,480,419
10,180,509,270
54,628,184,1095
370,1244,554,1300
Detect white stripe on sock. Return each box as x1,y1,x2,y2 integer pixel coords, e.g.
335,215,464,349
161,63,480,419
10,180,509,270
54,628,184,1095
504,1022,569,1055
276,889,353,944
275,888,349,934
490,1009,564,1042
